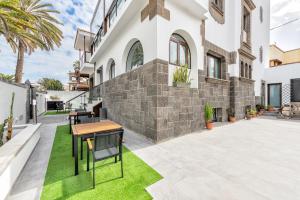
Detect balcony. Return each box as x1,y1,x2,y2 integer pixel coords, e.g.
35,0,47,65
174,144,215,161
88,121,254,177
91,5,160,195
74,29,95,75
91,0,128,56
80,51,94,75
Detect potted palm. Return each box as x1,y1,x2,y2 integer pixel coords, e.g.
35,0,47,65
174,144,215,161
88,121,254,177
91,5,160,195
204,103,214,130
6,93,15,141
173,65,191,87
227,108,236,123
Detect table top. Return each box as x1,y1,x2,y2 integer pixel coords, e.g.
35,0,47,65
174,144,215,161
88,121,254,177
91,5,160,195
72,120,123,136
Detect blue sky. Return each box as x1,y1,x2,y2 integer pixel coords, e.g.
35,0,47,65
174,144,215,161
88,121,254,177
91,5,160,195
0,0,299,84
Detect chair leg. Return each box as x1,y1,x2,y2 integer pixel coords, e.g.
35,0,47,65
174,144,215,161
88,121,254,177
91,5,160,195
93,157,95,189
115,156,117,163
87,146,90,171
80,138,83,160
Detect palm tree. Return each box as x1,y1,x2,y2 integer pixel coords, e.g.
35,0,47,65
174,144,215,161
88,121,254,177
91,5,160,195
5,0,63,83
73,60,80,71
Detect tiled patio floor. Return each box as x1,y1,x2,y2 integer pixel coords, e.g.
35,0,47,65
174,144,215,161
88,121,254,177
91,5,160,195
8,116,300,200
125,118,300,200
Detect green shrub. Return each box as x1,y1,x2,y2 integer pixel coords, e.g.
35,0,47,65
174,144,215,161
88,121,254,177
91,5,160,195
173,65,190,85
204,103,214,122
0,123,4,147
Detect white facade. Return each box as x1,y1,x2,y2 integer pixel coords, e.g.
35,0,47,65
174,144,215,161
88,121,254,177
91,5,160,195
204,0,270,96
86,0,270,94
264,63,300,105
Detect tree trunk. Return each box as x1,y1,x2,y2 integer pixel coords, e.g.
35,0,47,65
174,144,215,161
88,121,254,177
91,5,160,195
15,41,25,83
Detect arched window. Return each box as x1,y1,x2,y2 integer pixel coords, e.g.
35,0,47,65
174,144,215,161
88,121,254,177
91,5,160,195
126,41,144,71
169,34,191,68
249,65,252,79
245,63,248,79
109,61,115,80
240,61,244,77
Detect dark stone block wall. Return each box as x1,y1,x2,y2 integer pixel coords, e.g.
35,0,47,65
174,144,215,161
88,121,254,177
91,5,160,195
102,59,256,142
230,77,256,119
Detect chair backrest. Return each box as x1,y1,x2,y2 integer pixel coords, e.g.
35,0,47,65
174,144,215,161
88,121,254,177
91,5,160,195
93,131,123,152
76,112,94,124
99,108,108,120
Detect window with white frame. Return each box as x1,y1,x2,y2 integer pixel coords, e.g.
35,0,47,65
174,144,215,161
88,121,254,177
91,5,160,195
126,41,144,72
207,54,222,79
169,34,191,68
109,61,115,80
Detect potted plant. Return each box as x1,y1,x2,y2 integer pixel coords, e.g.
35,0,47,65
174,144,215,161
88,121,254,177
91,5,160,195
267,104,274,112
227,108,236,123
250,109,257,118
256,104,265,115
173,64,191,87
204,103,214,130
6,93,15,140
246,109,252,120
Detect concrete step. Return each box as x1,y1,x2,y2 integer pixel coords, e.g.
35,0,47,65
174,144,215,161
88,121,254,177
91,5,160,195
262,111,279,117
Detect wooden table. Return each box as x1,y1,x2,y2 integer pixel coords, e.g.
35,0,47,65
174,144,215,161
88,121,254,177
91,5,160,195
71,120,123,176
68,112,95,134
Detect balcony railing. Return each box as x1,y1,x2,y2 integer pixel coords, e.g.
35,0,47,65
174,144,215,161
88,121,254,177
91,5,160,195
91,0,127,55
89,83,103,102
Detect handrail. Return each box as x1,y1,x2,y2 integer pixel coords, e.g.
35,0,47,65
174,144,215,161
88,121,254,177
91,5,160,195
65,90,89,104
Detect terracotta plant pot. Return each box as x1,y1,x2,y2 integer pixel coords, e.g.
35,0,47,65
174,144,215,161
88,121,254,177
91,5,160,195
268,108,274,112
206,122,213,130
229,116,236,123
246,115,252,120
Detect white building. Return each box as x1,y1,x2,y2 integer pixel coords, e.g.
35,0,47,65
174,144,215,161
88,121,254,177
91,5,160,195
264,45,300,108
74,0,270,142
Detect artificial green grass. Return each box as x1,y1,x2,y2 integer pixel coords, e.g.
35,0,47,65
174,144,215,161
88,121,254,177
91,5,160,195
41,125,162,200
44,111,70,116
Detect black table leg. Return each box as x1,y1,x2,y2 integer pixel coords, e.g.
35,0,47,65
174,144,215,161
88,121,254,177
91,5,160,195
69,117,71,134
72,134,74,157
74,135,79,176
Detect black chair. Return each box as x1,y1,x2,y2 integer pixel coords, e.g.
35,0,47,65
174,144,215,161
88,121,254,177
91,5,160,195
99,108,108,120
87,131,124,188
76,112,95,160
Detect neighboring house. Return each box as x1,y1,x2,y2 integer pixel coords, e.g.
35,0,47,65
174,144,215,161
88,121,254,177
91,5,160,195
73,0,270,142
264,44,300,107
68,70,91,91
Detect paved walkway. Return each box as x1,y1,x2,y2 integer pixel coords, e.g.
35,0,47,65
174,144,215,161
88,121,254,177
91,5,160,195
7,115,69,200
125,118,300,200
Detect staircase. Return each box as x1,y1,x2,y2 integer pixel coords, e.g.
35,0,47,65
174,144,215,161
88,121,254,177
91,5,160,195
65,83,103,111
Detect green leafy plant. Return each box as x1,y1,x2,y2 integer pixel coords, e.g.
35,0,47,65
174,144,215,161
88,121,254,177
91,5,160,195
6,92,15,140
256,104,265,111
0,73,15,82
204,103,214,123
0,122,5,147
173,65,190,85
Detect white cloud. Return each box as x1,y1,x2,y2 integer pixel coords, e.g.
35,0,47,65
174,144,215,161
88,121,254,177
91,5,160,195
270,0,300,51
0,0,98,83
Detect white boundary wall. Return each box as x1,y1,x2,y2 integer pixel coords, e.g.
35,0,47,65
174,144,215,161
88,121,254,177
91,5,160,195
0,80,28,124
